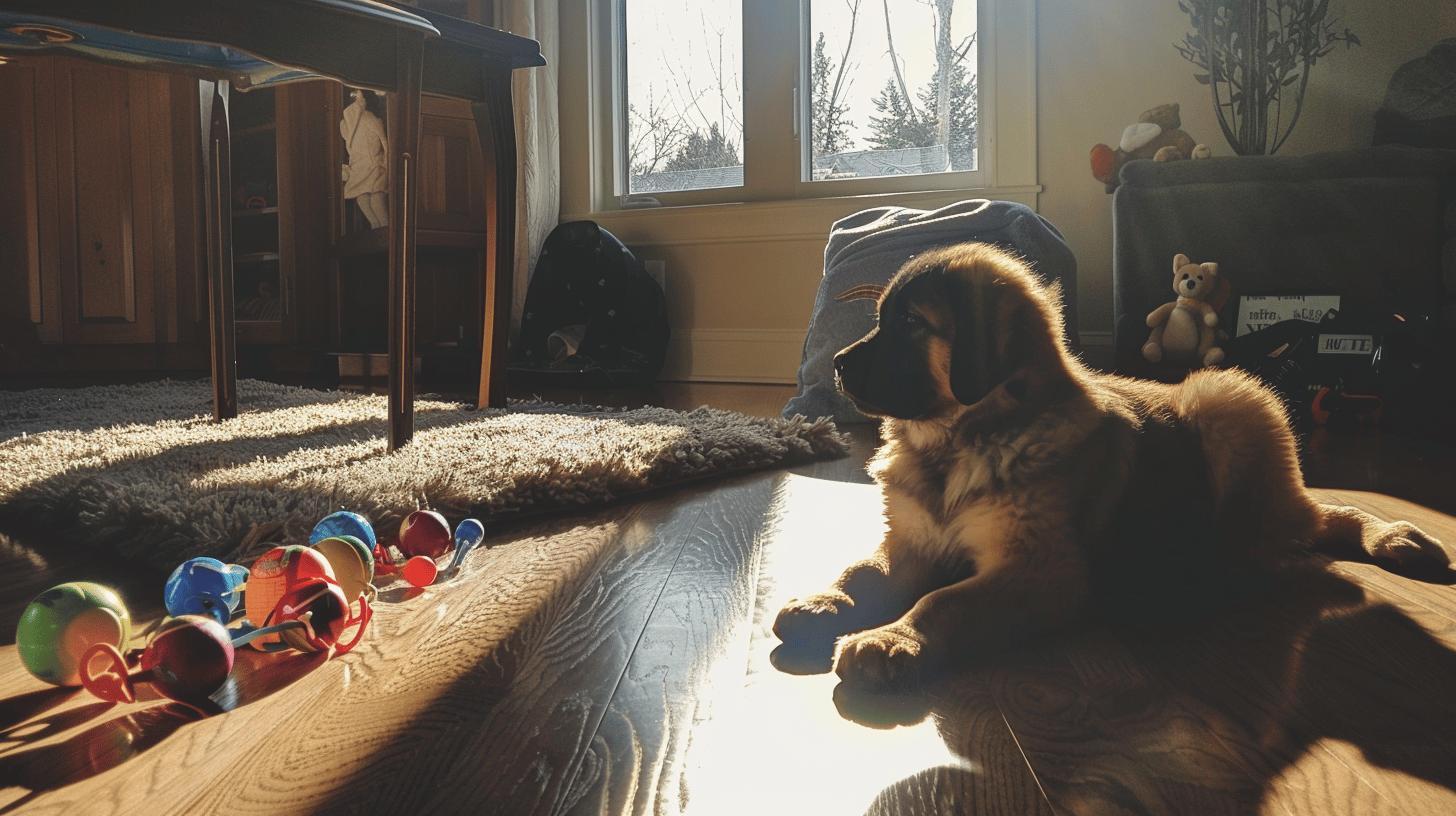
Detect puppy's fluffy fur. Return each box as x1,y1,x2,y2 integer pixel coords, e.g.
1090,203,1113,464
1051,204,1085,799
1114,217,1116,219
774,243,1449,690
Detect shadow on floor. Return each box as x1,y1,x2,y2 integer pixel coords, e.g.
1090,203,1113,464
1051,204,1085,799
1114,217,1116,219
827,564,1456,814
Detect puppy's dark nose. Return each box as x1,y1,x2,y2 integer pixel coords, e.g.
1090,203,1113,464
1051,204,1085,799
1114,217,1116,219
1184,280,1196,291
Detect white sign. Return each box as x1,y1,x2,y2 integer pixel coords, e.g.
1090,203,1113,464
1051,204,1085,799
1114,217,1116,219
1236,294,1342,336
1317,333,1375,356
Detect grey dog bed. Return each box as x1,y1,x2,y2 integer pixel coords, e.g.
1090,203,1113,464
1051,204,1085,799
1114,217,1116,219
782,200,1079,423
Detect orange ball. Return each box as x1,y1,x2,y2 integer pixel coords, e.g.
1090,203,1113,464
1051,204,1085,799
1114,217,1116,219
245,545,335,650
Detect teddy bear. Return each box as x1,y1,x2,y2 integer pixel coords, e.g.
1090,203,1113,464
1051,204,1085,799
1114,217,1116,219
1090,103,1211,192
1143,253,1226,368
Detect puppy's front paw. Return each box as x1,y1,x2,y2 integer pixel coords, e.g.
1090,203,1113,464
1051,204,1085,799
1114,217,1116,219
774,591,856,643
1369,522,1450,570
834,623,925,690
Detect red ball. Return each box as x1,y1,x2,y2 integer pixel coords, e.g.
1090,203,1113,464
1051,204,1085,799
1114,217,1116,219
398,510,452,560
143,615,235,701
402,555,438,588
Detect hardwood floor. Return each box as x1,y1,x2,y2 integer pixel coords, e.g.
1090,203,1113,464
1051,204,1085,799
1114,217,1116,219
1,382,1454,815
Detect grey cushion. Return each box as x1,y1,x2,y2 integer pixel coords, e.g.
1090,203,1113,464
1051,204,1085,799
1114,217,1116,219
783,199,1078,423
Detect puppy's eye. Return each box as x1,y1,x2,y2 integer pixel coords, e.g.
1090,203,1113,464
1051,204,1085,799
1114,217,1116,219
901,311,925,328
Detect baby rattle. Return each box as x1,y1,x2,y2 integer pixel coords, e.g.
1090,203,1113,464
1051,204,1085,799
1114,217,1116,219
16,582,132,687
164,557,250,626
80,614,234,705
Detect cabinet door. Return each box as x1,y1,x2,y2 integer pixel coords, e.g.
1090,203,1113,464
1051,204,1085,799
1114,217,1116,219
418,97,486,234
40,59,180,345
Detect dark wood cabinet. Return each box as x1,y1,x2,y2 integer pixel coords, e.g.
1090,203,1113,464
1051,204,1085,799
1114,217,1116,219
1,58,200,362
1,47,488,390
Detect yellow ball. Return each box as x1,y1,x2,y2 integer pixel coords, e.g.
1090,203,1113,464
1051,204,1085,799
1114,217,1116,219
312,536,374,605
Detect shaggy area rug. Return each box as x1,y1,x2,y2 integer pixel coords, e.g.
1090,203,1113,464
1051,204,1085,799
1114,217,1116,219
0,379,846,570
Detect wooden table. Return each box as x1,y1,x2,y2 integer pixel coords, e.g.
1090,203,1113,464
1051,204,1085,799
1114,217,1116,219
0,0,544,450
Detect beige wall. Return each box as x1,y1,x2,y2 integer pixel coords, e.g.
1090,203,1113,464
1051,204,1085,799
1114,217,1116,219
562,0,1456,382
1039,0,1456,345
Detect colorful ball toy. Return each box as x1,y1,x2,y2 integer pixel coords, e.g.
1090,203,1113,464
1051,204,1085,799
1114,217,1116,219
398,510,452,560
266,577,371,655
245,545,336,650
80,614,234,704
401,556,438,588
444,518,486,574
309,510,377,552
163,557,249,626
16,582,132,687
311,535,375,606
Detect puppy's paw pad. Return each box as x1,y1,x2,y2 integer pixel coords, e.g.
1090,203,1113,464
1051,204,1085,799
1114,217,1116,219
833,624,924,690
774,591,854,642
1370,523,1449,569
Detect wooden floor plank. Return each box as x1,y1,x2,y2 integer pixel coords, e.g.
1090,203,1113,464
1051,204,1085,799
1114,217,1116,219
562,473,780,816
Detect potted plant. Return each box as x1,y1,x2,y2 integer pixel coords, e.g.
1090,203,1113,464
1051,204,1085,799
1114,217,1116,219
1175,0,1359,155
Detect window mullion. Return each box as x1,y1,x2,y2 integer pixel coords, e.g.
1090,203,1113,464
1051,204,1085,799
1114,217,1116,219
741,0,800,202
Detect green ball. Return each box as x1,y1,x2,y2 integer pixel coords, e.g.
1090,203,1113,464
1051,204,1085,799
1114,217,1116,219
17,582,132,686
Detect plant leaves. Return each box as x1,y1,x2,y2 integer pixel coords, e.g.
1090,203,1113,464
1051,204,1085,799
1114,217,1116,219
1194,72,1212,85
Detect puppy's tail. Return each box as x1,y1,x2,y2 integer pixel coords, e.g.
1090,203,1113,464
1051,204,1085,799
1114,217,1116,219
1311,503,1451,573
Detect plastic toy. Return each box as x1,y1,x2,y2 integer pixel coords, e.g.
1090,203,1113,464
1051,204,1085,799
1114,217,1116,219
312,535,376,606
245,545,336,650
16,582,132,687
398,510,452,560
80,615,234,704
256,577,371,654
309,510,378,552
445,519,485,574
164,557,250,627
401,557,438,587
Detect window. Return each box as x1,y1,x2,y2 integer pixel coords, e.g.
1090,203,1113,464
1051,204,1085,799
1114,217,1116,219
807,0,978,182
624,0,744,194
578,0,1033,211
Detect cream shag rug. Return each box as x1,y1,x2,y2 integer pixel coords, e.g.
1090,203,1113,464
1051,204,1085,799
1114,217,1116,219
0,379,846,570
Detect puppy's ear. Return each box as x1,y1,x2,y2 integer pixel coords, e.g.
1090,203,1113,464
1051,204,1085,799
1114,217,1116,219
1200,262,1218,277
947,271,1003,406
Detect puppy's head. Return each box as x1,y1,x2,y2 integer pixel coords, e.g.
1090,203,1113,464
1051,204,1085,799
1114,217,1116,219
833,243,1072,423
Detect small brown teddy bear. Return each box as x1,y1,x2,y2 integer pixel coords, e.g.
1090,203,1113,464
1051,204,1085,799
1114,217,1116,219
1143,253,1225,368
1091,103,1211,192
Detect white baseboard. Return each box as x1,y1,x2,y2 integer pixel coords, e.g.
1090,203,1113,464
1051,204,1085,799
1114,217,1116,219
663,329,805,384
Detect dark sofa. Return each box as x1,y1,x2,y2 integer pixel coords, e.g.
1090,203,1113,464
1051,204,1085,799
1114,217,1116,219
1112,146,1456,377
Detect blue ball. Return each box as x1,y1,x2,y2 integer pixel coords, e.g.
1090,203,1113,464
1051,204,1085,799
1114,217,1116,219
454,518,485,552
164,557,249,626
309,510,377,552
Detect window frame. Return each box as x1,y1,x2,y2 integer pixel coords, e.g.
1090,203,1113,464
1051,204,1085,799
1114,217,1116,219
572,0,1035,214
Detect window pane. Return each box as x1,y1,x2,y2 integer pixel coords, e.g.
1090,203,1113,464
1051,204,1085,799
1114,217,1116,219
809,0,978,180
625,0,744,194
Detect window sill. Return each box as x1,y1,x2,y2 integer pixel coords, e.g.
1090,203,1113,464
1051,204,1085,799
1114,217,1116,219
563,184,1043,246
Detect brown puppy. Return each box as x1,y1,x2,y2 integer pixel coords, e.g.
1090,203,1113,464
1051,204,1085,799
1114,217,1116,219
774,243,1449,690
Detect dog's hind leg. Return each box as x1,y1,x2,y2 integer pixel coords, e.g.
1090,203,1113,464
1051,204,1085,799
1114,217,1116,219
1313,503,1450,571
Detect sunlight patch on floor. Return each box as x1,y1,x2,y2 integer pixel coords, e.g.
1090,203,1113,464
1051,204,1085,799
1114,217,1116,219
679,474,970,814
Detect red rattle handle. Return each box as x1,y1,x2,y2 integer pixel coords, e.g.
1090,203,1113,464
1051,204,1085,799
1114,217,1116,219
333,594,374,656
80,642,141,704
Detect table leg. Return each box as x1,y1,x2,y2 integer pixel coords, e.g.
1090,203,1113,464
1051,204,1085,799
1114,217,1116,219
387,34,424,451
472,73,516,410
200,80,237,421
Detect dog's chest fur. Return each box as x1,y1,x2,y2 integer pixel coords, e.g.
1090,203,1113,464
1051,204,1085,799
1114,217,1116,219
869,420,1041,570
